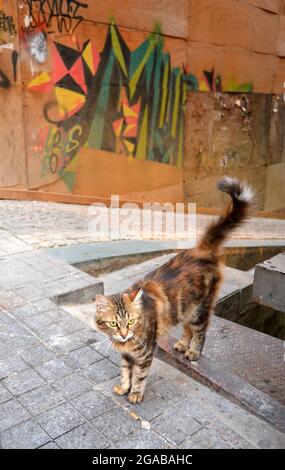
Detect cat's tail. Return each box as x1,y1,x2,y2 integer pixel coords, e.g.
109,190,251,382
198,177,254,251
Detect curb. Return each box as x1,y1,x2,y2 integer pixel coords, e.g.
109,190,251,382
157,335,285,434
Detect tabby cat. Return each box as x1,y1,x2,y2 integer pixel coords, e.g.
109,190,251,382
95,177,253,404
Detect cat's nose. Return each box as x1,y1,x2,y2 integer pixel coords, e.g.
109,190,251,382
121,330,128,338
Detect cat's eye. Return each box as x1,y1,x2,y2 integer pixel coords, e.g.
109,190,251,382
109,321,118,328
128,319,135,325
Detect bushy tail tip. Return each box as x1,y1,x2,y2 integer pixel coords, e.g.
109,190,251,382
218,176,254,204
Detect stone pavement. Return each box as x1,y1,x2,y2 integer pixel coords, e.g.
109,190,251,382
0,199,285,249
0,202,285,448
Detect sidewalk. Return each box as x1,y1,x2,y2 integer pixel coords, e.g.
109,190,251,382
1,199,285,249
0,200,285,448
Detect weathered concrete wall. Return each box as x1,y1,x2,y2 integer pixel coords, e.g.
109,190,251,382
184,92,285,210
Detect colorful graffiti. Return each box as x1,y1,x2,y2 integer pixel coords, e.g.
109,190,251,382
28,23,197,190
199,68,253,93
28,20,254,192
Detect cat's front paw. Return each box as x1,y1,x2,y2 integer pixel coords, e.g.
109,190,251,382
127,391,143,404
174,339,188,353
184,349,200,361
113,384,129,396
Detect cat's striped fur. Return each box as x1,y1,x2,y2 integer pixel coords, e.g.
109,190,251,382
95,177,253,404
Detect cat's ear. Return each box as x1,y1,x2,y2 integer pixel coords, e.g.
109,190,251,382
95,294,111,310
129,288,143,303
123,288,143,305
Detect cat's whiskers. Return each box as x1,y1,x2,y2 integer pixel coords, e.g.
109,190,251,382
132,334,146,350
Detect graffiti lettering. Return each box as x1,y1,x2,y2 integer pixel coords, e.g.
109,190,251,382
50,153,58,174
26,0,88,35
65,125,82,153
42,128,62,176
41,125,82,177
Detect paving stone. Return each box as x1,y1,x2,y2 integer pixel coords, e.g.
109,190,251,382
5,331,40,354
25,272,55,288
51,372,94,399
107,351,121,367
67,346,104,368
179,427,233,449
0,383,12,404
0,289,26,309
0,355,29,379
0,341,14,360
0,311,18,329
75,328,102,346
126,392,173,422
35,359,74,381
57,316,85,333
10,299,56,319
1,419,50,449
92,407,139,442
39,441,60,449
36,403,86,439
2,368,46,396
85,358,120,384
152,407,203,446
21,344,55,367
238,418,285,449
47,334,84,354
33,323,69,342
0,399,31,431
22,311,62,331
71,390,117,420
18,385,65,415
0,320,34,339
151,379,189,404
13,285,47,302
55,423,110,449
28,299,57,313
197,388,285,449
91,336,117,356
177,397,217,427
116,430,171,449
41,280,75,296
207,419,257,449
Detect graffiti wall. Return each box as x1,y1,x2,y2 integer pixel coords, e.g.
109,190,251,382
0,0,285,205
26,23,193,193
20,0,194,202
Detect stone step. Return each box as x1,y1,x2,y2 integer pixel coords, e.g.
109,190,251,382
252,252,285,313
45,239,285,273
